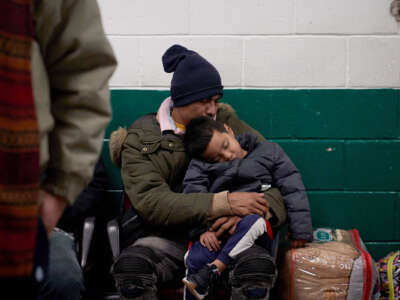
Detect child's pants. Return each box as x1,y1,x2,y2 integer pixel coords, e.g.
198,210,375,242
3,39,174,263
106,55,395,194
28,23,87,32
184,214,273,300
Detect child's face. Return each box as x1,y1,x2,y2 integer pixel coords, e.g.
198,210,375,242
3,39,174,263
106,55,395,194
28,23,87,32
202,127,247,163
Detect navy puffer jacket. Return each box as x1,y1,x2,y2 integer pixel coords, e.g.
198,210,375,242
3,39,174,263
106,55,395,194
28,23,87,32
183,133,313,241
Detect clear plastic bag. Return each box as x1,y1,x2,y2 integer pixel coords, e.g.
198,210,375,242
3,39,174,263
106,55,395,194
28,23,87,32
276,229,378,300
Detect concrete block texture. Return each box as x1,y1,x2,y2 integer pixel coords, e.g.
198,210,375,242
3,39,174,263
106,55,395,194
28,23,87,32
98,0,189,35
100,0,400,89
190,0,294,34
140,38,191,87
140,38,243,87
108,38,141,87
185,39,243,87
107,38,243,88
296,0,398,34
349,37,400,87
243,38,346,87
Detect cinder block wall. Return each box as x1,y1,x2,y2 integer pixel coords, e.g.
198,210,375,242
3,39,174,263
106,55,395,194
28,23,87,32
98,0,400,89
97,0,400,259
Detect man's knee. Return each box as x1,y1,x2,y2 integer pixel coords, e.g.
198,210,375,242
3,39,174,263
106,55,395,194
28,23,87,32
112,246,158,299
230,245,276,299
231,251,276,285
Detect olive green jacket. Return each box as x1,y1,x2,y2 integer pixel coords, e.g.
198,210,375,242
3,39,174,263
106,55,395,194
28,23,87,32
120,103,286,242
32,0,117,203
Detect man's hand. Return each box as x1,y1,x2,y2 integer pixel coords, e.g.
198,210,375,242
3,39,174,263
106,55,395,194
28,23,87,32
210,216,242,237
290,239,308,249
228,192,268,217
38,189,68,235
200,231,221,252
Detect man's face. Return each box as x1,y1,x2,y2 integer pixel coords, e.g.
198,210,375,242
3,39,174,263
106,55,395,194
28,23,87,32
179,95,221,124
202,127,247,163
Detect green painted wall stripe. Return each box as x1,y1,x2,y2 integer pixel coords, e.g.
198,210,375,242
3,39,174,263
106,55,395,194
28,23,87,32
104,89,400,259
107,90,400,190
308,192,399,241
223,89,400,139
365,243,400,261
277,140,400,190
107,89,400,139
106,90,169,138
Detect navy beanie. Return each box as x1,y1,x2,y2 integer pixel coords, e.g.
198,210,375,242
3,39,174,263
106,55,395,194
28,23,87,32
162,44,223,107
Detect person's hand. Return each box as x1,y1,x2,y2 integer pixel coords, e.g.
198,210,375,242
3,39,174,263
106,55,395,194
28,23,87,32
210,216,242,237
228,192,268,217
200,231,221,252
290,239,308,249
38,189,68,235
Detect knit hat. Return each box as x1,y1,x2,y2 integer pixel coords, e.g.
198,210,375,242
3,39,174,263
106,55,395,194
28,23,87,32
162,44,223,107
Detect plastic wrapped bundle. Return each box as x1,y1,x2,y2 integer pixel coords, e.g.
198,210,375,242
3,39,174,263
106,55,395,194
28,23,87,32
277,229,378,300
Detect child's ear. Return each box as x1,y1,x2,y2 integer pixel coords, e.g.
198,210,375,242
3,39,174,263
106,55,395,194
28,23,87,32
224,124,234,137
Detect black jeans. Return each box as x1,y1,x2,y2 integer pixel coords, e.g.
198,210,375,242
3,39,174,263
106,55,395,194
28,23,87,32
38,229,84,300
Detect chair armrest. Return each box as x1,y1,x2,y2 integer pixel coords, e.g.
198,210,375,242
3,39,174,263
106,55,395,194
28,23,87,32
107,219,120,259
81,217,95,268
271,231,280,262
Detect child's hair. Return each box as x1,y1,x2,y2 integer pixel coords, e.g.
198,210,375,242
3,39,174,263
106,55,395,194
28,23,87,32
184,116,227,159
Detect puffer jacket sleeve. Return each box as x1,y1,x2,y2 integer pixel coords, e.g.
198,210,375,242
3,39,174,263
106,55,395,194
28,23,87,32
270,143,313,241
121,133,214,229
183,159,211,193
36,0,117,203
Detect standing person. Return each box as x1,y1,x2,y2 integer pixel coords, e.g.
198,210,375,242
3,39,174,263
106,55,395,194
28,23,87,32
0,0,117,299
110,44,286,300
181,116,313,300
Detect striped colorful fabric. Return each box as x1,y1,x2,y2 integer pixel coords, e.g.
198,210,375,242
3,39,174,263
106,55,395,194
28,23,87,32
0,0,40,277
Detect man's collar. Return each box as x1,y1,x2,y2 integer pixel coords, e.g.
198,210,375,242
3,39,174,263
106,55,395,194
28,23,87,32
157,97,185,135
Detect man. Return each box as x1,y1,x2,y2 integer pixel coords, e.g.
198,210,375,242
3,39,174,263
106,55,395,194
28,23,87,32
110,44,286,300
0,0,117,298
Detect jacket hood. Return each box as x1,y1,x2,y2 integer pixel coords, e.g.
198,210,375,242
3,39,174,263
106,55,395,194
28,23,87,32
218,102,235,114
109,127,128,167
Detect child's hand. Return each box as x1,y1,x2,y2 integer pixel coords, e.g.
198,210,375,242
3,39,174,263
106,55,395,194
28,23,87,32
290,239,307,249
200,231,221,252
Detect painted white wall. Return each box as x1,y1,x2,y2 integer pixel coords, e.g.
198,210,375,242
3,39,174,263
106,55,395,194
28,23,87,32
98,0,400,89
